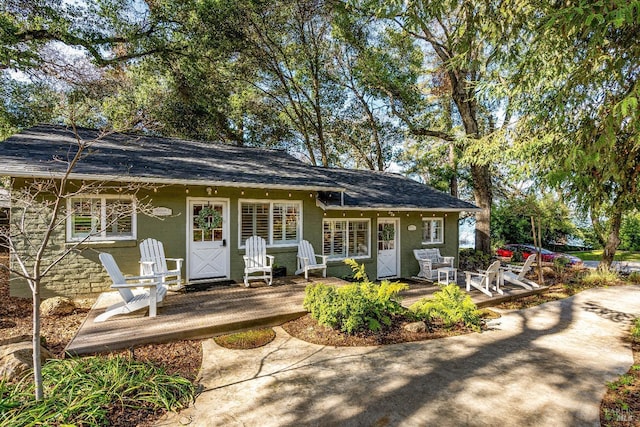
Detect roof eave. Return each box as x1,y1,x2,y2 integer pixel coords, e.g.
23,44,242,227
3,171,345,192
316,199,479,212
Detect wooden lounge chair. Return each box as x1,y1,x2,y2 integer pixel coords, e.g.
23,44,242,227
465,260,503,297
414,248,455,279
95,253,167,322
139,238,184,290
295,240,327,279
501,254,539,290
243,236,274,287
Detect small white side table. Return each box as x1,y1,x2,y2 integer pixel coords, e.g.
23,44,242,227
437,267,457,284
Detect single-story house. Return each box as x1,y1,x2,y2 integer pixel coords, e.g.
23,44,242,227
0,124,477,298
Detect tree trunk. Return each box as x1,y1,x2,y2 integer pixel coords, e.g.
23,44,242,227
601,208,623,267
448,73,492,254
448,143,458,198
32,280,43,401
471,164,492,254
313,99,329,167
443,101,458,197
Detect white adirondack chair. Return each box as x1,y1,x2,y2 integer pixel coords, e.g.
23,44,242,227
413,248,455,279
501,254,539,290
465,260,503,297
95,253,167,322
295,240,327,279
139,238,184,290
243,236,274,287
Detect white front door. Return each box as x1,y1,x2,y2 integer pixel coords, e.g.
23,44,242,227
377,218,399,279
188,199,229,281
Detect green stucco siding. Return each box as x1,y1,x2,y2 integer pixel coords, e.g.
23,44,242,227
9,179,461,298
319,211,460,280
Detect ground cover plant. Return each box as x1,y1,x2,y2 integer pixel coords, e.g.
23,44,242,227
0,356,194,426
214,328,276,349
581,266,621,287
600,318,640,426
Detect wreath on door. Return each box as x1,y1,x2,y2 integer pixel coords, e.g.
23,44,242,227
381,224,395,241
196,206,222,231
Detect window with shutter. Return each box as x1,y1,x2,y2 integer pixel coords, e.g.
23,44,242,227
67,196,136,241
323,219,370,259
239,200,302,247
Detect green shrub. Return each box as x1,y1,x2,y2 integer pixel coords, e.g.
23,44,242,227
554,256,571,270
303,259,408,334
409,283,482,331
620,212,640,251
458,248,492,271
511,249,525,263
580,265,619,287
628,271,640,284
0,356,194,426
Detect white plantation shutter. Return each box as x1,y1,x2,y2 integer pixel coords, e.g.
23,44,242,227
241,201,301,246
348,220,369,257
323,219,369,259
105,199,133,237
241,202,270,242
273,203,300,244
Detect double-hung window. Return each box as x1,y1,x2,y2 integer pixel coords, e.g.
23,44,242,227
239,200,301,246
422,218,444,244
323,219,370,260
67,196,136,242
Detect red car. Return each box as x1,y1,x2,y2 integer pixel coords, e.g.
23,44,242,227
496,244,583,265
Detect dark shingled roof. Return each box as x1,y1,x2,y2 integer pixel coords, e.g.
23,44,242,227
0,124,477,211
0,124,339,191
317,168,477,211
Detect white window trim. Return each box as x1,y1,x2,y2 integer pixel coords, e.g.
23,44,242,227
422,217,444,245
238,199,303,248
323,218,371,261
66,195,137,242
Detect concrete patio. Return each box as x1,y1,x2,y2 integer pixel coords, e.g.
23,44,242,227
65,274,549,355
156,285,640,427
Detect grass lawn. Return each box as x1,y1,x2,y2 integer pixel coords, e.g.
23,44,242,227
567,249,640,262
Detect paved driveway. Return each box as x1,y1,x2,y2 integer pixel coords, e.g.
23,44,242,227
157,285,640,427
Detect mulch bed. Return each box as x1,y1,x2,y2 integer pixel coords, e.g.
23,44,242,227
282,314,476,347
0,252,202,426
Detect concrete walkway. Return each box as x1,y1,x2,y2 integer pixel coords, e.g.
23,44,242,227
157,285,640,427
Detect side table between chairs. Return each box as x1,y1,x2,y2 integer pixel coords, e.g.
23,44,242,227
437,267,457,285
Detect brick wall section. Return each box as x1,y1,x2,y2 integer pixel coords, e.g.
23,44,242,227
9,187,129,299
